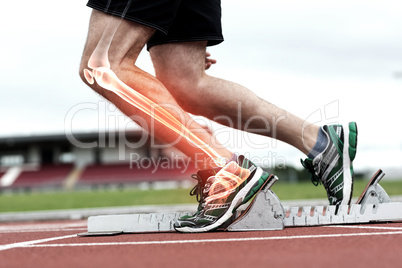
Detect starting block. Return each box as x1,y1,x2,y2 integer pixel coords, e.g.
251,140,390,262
78,169,402,236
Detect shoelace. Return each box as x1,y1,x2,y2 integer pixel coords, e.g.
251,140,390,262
190,173,213,202
300,158,320,186
189,174,217,215
301,158,336,197
189,174,202,202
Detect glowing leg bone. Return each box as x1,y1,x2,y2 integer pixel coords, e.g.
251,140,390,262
90,67,224,164
83,18,225,166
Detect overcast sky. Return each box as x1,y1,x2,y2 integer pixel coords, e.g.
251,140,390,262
1,0,401,171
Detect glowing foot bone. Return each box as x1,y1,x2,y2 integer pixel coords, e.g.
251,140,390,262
205,161,252,204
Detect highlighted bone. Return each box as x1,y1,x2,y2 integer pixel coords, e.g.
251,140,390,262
205,161,251,204
84,16,225,167
83,69,94,84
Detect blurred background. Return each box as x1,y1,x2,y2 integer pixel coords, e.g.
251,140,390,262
0,0,401,197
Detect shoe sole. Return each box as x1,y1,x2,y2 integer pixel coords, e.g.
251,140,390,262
341,122,358,206
175,167,265,233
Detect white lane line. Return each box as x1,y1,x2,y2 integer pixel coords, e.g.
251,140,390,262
326,225,402,230
0,228,87,234
0,234,77,252
22,230,402,248
0,222,86,232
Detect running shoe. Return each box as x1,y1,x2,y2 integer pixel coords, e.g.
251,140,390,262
301,122,358,206
174,155,270,233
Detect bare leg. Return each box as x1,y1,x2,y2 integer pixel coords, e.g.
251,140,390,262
150,42,319,155
79,10,233,169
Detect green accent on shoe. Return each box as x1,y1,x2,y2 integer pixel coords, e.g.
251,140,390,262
243,171,269,204
327,124,344,159
301,122,358,206
348,122,358,161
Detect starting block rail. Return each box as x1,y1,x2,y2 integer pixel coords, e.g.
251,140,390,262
78,169,402,236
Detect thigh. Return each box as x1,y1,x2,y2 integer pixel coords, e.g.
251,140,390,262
81,9,155,69
149,41,208,85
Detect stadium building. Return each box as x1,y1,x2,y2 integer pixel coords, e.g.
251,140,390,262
0,131,195,192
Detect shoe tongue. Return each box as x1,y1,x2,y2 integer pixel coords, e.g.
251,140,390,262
197,168,220,184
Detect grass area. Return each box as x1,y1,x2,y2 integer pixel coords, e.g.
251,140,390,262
0,188,196,213
1,179,402,213
273,179,402,200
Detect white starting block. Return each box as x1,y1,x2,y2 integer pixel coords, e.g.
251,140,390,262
78,170,402,236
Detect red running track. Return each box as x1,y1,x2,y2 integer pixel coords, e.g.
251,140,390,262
1,220,401,268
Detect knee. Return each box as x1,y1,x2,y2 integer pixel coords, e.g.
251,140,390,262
78,49,93,86
78,43,114,87
78,60,88,84
79,59,101,92
78,49,120,91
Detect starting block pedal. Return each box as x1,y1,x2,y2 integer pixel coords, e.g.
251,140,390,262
78,169,402,236
225,175,284,231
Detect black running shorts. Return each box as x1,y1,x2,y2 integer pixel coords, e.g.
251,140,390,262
86,0,224,49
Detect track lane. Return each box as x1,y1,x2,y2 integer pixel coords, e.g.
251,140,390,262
1,221,402,268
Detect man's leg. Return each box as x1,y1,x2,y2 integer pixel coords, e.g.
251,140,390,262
79,10,233,169
149,42,319,155
79,11,274,233
150,41,358,208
